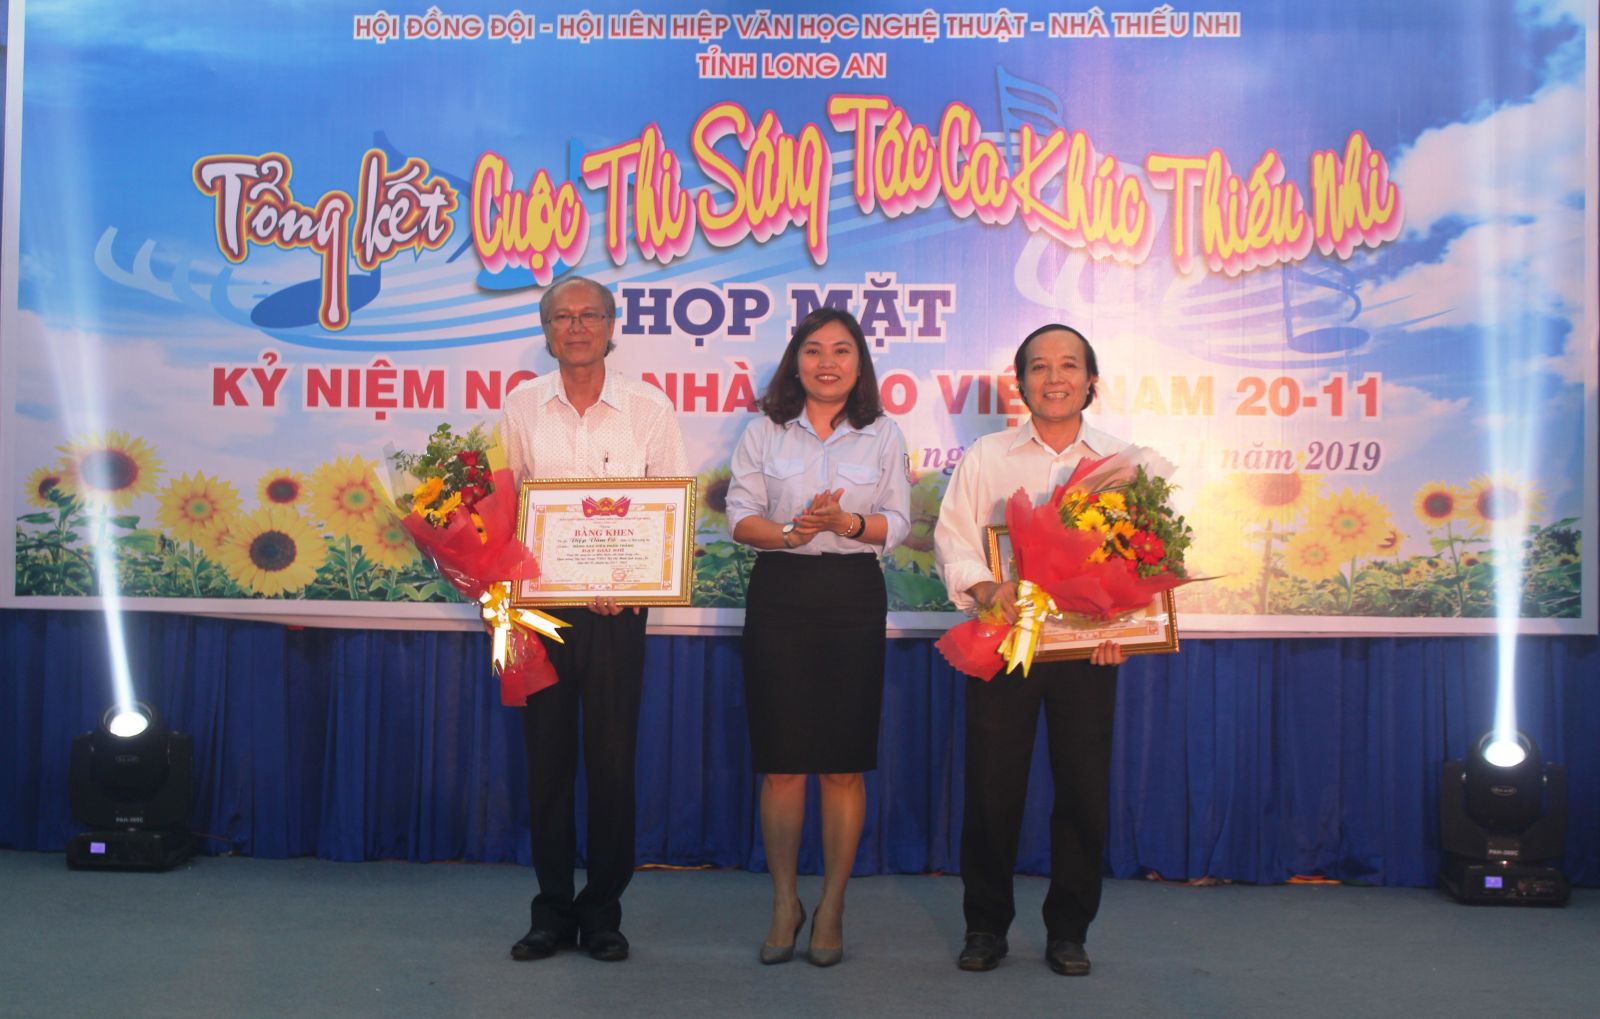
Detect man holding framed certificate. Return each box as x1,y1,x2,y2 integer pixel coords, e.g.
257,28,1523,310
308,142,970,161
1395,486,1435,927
500,276,688,964
933,324,1128,979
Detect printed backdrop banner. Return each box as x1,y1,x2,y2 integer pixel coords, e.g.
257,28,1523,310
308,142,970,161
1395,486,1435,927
2,1,1595,635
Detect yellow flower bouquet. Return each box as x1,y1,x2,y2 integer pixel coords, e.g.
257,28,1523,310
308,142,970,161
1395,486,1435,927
389,424,568,704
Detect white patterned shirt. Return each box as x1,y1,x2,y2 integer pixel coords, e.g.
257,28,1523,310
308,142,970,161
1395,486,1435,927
933,416,1127,612
501,369,688,482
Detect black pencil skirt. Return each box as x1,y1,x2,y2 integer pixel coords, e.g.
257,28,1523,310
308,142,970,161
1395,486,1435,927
743,551,888,775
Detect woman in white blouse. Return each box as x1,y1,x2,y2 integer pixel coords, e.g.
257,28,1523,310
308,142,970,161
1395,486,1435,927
726,307,911,967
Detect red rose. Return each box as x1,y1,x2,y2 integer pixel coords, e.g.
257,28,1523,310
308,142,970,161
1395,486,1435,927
458,450,481,467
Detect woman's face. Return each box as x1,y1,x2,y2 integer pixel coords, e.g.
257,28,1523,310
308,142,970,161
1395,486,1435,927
796,321,861,405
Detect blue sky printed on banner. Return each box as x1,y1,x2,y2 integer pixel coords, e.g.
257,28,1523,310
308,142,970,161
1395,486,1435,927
3,0,1594,631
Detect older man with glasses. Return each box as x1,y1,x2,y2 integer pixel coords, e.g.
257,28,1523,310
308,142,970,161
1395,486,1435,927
500,275,687,963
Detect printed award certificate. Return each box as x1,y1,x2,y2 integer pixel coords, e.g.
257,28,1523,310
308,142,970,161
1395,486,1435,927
513,477,696,607
985,526,1180,658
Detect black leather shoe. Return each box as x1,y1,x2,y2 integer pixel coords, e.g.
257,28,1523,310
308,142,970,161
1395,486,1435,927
957,932,1008,972
510,926,575,961
582,929,630,962
1046,939,1091,976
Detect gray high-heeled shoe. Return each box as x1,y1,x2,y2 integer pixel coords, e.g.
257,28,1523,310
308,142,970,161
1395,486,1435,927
759,902,806,965
806,906,843,967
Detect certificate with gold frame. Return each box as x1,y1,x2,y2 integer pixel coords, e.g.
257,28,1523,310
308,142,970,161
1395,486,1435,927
984,526,1180,658
513,477,696,607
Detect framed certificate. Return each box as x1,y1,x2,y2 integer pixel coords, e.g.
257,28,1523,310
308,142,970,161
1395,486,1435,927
984,526,1180,658
513,477,696,607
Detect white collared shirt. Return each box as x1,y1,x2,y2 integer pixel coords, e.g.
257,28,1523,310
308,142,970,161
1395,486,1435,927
725,413,911,555
933,416,1128,612
501,369,688,482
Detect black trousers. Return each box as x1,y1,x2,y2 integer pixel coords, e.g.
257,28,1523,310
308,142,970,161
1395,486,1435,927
961,658,1119,944
521,608,648,937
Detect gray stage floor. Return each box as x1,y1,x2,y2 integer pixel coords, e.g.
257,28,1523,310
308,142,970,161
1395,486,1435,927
2,850,1594,1018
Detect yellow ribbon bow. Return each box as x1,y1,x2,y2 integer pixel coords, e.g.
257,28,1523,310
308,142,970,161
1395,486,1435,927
996,579,1059,677
478,582,570,673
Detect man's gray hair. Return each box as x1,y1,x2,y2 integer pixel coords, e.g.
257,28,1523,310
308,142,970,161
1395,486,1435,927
539,275,617,356
538,276,617,322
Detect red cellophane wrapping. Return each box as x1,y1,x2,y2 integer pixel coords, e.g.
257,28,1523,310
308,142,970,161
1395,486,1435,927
936,453,1189,681
402,467,559,704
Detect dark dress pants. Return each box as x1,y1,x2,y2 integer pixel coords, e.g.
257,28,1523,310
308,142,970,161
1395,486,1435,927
961,657,1119,944
521,608,648,937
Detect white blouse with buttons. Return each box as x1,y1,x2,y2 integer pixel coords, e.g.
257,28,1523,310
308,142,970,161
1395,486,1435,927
725,414,912,555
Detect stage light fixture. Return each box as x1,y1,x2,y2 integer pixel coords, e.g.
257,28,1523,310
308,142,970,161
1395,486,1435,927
1439,730,1569,906
67,702,194,871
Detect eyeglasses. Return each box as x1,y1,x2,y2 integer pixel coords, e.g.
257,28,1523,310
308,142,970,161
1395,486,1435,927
546,310,612,330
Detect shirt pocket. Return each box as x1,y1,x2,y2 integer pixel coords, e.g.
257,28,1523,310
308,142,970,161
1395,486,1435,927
759,456,809,519
602,453,646,477
762,457,807,482
834,460,881,510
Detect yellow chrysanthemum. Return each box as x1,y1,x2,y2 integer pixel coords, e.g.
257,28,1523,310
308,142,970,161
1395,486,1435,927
258,468,310,508
157,472,243,545
425,491,463,526
26,465,66,508
412,476,446,511
1412,481,1462,527
1461,476,1543,536
1227,472,1322,527
356,513,421,569
55,432,163,509
309,455,387,539
218,506,328,596
1309,488,1393,559
1283,530,1344,582
1096,491,1127,514
1076,507,1109,533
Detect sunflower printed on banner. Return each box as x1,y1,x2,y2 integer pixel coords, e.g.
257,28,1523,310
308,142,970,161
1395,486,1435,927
56,432,163,509
156,472,241,545
218,506,328,596
25,466,65,509
257,468,310,510
11,430,464,601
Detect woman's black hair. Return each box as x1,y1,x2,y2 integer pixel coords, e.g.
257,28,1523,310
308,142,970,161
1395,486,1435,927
759,307,884,428
1012,323,1099,410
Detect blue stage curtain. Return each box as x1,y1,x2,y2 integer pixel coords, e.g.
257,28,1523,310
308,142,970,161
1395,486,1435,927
3,608,1596,886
